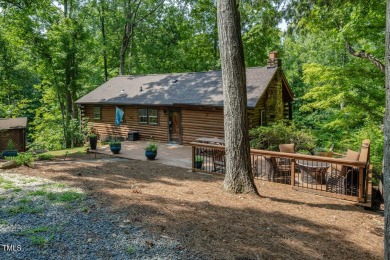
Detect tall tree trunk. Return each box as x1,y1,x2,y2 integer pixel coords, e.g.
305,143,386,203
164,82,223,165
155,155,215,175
98,0,108,81
384,0,390,257
118,0,163,75
216,0,259,195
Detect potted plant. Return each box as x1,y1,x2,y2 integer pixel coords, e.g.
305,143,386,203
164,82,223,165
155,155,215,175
145,142,158,160
109,140,121,154
194,155,203,169
89,134,98,150
2,139,18,158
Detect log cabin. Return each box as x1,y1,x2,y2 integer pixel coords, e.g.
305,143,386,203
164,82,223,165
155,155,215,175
0,117,27,152
75,52,293,145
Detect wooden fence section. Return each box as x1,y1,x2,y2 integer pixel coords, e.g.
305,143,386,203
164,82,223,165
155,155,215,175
190,142,372,207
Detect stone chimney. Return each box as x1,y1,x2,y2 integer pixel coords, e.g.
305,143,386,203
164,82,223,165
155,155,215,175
267,51,281,68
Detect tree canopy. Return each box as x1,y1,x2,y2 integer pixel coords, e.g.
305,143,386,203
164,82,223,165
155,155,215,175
0,0,385,173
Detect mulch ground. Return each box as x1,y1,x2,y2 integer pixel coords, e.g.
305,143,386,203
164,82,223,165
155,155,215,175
8,154,384,259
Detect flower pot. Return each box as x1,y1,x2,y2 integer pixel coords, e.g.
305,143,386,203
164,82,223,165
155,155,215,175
109,143,121,154
145,150,157,160
1,150,18,158
194,161,203,169
89,136,97,150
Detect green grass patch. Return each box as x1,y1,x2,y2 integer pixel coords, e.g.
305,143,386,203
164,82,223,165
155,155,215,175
8,204,45,215
127,246,136,254
35,153,54,161
24,178,37,183
46,147,87,157
47,191,83,203
13,187,22,192
28,189,48,196
1,182,16,190
0,218,7,225
0,196,6,201
50,183,66,188
19,226,50,235
30,234,54,246
19,197,33,204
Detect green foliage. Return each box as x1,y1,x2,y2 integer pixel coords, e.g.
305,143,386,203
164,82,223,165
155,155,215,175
127,246,136,254
249,121,316,152
8,204,45,215
5,139,16,150
195,155,204,162
6,152,35,167
30,235,54,247
47,191,83,203
36,153,54,161
28,190,48,196
109,141,121,146
145,142,158,152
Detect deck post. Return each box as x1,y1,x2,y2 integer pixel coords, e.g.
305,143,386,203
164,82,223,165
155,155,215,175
192,146,196,172
291,159,295,187
358,166,364,201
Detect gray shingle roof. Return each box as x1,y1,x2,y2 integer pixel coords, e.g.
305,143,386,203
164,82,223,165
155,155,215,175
0,118,28,130
76,67,281,108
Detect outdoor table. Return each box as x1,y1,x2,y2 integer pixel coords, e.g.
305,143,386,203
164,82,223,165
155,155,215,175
195,138,225,158
296,160,330,185
195,137,225,145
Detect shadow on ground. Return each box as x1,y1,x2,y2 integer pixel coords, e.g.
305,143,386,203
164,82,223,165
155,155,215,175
16,156,383,259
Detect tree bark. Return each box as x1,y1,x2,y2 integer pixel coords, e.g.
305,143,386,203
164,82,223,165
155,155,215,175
346,43,385,73
99,0,108,81
384,0,390,258
216,0,259,195
119,0,163,75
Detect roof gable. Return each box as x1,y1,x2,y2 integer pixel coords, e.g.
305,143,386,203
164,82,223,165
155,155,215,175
76,67,282,108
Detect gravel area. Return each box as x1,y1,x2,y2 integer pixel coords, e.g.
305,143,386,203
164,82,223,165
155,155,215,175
0,171,206,259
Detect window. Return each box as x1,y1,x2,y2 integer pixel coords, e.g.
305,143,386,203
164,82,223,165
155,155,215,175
148,109,158,125
139,109,148,124
260,110,266,126
94,106,101,120
138,108,158,125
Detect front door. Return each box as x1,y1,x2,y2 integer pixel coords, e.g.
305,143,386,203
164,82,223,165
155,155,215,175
168,110,182,144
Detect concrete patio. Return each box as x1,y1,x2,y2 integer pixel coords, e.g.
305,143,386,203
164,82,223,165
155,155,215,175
94,140,192,169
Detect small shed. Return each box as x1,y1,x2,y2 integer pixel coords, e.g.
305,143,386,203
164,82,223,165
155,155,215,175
0,118,28,152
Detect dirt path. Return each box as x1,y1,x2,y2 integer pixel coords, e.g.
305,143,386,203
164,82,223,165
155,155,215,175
8,155,384,259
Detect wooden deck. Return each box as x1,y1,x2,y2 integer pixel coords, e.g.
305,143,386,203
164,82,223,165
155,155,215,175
190,142,372,208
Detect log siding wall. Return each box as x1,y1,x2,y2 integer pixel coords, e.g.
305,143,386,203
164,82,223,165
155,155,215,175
83,105,169,142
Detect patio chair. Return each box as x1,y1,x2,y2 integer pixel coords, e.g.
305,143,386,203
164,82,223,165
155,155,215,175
326,140,370,195
212,149,226,173
270,144,295,184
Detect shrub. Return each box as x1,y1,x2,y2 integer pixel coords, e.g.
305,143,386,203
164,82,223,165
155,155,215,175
249,121,316,152
36,153,54,161
145,142,158,152
6,152,35,167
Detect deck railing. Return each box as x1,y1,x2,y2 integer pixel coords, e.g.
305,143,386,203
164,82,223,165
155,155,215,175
190,142,372,207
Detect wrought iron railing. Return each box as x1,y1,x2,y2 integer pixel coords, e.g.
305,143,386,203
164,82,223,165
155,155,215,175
190,142,372,206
